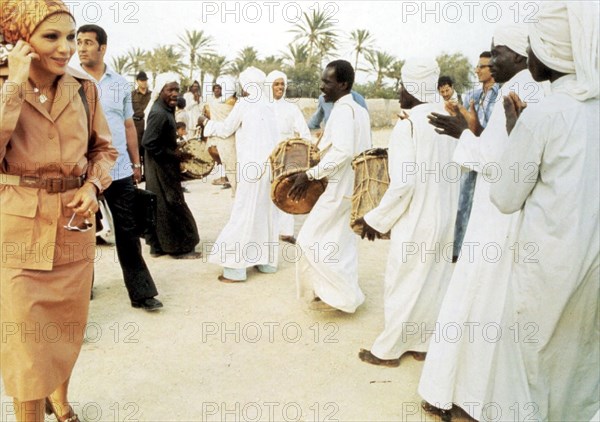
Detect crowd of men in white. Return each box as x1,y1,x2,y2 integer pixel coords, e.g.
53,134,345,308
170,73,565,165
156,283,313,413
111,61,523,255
138,2,598,421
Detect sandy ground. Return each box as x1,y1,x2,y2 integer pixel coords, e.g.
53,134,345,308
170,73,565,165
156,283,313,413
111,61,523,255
1,129,471,422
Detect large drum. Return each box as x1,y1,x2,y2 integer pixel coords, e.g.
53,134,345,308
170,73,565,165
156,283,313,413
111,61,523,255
350,148,391,239
177,138,215,180
269,138,327,215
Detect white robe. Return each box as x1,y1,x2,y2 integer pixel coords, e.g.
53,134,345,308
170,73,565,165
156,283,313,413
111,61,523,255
489,75,599,422
418,69,545,420
206,97,238,194
364,102,458,359
183,92,203,138
296,94,371,313
204,96,280,269
269,98,312,237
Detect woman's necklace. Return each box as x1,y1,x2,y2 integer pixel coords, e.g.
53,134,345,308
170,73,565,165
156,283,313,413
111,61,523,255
29,79,48,104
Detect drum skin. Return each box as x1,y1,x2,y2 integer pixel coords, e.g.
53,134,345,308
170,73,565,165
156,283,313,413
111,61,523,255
178,138,215,180
269,138,327,215
350,148,391,239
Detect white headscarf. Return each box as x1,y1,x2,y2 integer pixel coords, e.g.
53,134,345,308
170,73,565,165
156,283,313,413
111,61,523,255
238,66,266,101
493,24,529,57
401,57,440,103
215,75,237,103
529,1,599,101
265,70,287,102
144,72,180,128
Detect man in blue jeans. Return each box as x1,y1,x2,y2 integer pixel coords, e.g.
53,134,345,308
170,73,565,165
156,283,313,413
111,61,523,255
77,24,162,311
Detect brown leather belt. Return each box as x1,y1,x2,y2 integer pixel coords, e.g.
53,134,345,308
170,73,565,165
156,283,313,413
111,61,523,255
0,174,85,194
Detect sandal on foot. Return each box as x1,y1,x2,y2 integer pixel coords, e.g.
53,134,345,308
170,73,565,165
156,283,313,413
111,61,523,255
358,348,400,367
45,398,80,422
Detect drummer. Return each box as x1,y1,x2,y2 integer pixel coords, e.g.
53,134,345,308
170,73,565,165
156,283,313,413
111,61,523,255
265,70,312,244
198,67,280,283
288,60,371,312
356,58,459,366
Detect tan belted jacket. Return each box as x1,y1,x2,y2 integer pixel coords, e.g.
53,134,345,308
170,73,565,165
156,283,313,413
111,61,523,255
0,68,117,270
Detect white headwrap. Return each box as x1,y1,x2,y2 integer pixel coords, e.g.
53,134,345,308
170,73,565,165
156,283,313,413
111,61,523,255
493,24,529,57
215,75,236,103
144,72,180,128
401,57,440,103
529,1,599,101
265,70,288,102
238,66,266,101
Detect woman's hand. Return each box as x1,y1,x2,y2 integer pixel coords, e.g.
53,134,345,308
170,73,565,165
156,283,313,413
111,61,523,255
67,182,99,217
7,40,39,85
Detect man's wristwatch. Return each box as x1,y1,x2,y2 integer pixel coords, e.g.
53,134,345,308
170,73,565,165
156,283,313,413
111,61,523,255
132,163,142,169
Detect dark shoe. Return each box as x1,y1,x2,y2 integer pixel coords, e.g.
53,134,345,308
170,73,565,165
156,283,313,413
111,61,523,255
45,398,80,422
221,183,232,189
358,348,400,367
131,297,163,311
172,251,202,260
150,247,166,258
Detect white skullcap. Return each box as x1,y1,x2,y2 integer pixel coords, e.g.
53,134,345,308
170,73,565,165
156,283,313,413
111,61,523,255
529,1,599,101
239,66,266,101
265,70,288,101
401,57,440,103
493,24,529,57
215,75,237,102
144,72,180,128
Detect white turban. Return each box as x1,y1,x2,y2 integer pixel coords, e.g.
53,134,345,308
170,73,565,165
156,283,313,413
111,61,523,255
265,70,288,102
493,24,529,57
529,1,599,101
215,75,236,103
239,66,266,101
401,57,440,103
144,72,180,128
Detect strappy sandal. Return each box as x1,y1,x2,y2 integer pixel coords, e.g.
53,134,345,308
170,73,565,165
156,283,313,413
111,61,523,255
45,398,80,422
421,400,452,422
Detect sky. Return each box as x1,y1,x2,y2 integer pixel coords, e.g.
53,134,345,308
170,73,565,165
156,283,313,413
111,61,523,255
67,0,541,83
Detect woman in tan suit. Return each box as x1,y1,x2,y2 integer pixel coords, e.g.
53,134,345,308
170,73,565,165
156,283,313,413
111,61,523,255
0,2,117,421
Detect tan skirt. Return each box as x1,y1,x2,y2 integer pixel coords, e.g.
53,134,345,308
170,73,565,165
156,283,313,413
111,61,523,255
0,260,92,401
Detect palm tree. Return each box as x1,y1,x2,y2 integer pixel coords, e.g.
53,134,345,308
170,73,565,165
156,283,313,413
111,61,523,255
227,46,260,77
349,29,375,71
177,29,214,81
110,55,131,75
126,47,148,76
290,10,338,68
385,59,405,91
316,35,337,70
144,45,184,85
201,54,229,83
282,43,313,68
258,55,284,74
365,50,395,89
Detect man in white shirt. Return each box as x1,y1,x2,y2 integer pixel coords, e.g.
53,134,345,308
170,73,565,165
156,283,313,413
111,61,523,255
289,60,371,313
357,57,458,366
265,70,312,244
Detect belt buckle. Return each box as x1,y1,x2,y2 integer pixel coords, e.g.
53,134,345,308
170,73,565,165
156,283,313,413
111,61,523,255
21,175,41,187
46,177,65,194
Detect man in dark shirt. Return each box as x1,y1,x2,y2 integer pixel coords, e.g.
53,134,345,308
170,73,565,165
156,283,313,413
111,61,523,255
132,71,152,177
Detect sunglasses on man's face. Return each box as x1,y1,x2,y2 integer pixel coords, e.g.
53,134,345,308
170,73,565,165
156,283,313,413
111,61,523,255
64,213,93,232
